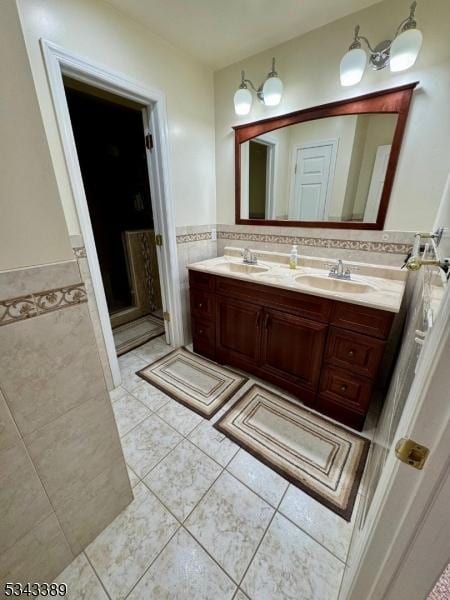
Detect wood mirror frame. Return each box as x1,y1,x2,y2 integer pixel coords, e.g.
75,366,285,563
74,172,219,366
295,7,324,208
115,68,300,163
234,82,418,230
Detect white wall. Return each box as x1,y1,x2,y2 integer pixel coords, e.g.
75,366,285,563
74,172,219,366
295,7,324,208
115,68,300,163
16,0,217,233
214,0,450,230
0,0,73,270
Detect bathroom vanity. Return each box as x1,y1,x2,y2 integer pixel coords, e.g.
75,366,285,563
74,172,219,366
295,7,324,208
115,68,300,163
188,250,406,430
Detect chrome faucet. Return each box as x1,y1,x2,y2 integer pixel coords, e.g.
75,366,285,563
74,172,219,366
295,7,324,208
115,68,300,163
242,248,258,265
328,259,351,280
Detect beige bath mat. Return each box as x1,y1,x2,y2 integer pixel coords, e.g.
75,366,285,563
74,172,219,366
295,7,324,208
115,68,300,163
113,315,165,356
215,384,369,520
137,348,247,418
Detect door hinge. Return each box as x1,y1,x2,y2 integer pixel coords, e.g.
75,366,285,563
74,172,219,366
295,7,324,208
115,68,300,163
145,133,154,150
155,234,163,246
163,311,170,322
395,438,429,470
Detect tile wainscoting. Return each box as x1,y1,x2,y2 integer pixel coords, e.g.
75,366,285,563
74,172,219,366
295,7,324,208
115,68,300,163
176,226,217,344
216,225,414,267
0,259,132,584
71,235,114,390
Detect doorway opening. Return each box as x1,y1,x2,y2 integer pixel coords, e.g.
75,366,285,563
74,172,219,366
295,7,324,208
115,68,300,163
248,139,274,219
64,78,166,356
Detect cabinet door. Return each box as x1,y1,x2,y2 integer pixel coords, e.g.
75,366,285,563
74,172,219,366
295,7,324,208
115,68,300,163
216,296,262,368
261,308,327,393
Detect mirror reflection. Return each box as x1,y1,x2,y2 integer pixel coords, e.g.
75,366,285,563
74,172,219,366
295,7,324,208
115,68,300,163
241,113,398,223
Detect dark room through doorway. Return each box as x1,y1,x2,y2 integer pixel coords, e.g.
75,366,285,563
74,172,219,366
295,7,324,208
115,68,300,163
64,77,165,356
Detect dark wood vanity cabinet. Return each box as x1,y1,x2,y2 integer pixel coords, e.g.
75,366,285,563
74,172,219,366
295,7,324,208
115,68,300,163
189,269,394,430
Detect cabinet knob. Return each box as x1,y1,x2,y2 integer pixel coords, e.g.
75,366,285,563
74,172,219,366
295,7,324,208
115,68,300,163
340,384,348,392
198,329,204,335
198,303,203,308
348,350,355,357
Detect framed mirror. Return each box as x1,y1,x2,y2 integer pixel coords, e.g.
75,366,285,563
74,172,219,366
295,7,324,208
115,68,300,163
234,83,417,229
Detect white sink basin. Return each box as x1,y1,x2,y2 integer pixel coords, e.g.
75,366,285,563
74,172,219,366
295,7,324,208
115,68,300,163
214,261,270,275
295,274,376,295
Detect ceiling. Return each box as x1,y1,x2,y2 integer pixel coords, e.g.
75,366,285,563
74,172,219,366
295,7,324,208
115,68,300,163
106,0,383,70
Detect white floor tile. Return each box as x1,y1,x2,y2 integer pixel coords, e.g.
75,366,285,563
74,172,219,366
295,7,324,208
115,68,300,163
130,381,171,411
157,398,203,436
188,421,239,467
111,392,151,437
128,528,235,600
241,513,344,600
185,472,274,582
119,355,148,392
278,485,355,562
54,553,107,600
227,450,288,508
126,464,140,488
133,338,173,363
234,591,250,600
144,439,222,521
121,414,182,478
85,483,178,600
109,386,128,403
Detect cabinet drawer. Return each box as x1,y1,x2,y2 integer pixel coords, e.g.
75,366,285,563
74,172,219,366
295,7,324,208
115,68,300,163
215,276,332,323
189,269,215,291
331,302,394,339
325,327,385,378
190,288,215,319
192,317,216,360
319,366,372,412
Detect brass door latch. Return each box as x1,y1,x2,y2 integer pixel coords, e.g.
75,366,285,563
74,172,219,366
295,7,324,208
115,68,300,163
395,438,429,470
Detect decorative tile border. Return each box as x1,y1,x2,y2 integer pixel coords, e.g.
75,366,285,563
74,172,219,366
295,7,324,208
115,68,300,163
217,231,412,255
0,283,87,327
73,246,87,258
176,232,212,244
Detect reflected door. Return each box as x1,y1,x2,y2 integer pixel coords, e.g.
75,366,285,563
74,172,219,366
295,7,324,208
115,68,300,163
290,142,334,220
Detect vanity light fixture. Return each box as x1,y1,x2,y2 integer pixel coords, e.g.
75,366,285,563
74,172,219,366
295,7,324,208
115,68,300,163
233,58,283,115
340,1,423,86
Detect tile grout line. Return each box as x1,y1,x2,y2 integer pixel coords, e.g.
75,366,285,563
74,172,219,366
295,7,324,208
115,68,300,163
276,504,350,566
139,453,243,589
124,473,237,597
0,382,77,563
83,551,112,600
142,460,244,590
235,484,290,591
123,521,181,599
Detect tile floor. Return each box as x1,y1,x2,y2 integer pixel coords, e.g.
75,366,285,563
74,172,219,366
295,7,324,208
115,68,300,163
55,337,376,600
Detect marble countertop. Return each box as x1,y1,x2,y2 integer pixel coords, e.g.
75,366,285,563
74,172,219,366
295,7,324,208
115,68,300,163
187,247,408,313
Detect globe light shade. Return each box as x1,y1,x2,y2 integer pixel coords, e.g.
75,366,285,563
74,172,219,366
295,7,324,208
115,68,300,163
234,87,252,115
340,47,367,86
390,28,423,72
262,76,283,106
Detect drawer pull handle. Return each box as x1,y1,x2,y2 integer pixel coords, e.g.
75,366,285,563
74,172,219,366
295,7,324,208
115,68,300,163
340,384,348,392
198,303,204,308
198,329,204,335
348,350,355,357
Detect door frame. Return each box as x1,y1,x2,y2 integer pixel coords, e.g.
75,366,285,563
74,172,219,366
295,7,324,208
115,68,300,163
340,279,450,599
364,144,392,222
41,39,183,388
288,138,338,220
